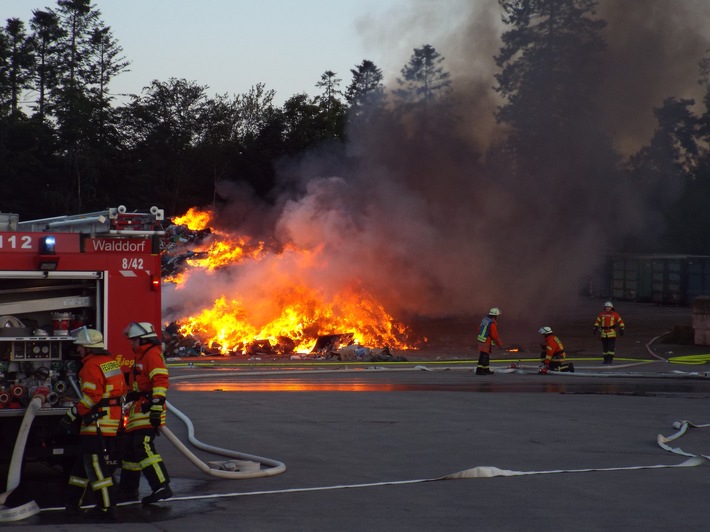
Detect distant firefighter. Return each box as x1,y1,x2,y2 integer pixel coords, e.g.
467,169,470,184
538,327,574,373
476,307,502,375
593,301,625,364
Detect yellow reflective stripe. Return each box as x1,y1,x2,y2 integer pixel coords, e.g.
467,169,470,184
152,387,167,396
149,367,169,379
139,454,163,469
126,416,158,431
91,477,114,490
139,453,168,484
69,475,88,488
122,460,142,472
79,397,96,410
83,382,97,391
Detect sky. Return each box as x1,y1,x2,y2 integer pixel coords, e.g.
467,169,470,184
0,0,476,105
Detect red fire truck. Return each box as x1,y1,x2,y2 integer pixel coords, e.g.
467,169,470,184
0,206,164,467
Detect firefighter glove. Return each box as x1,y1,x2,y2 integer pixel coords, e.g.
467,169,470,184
619,329,625,336
141,395,165,412
593,327,599,336
125,390,143,402
149,406,163,428
143,396,165,427
538,365,549,375
61,405,80,435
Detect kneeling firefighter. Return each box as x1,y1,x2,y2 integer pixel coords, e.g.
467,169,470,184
538,327,574,374
116,322,172,504
62,328,125,519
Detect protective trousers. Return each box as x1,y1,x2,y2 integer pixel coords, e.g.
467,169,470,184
119,429,170,493
548,361,574,372
66,436,118,510
476,351,491,374
601,337,616,364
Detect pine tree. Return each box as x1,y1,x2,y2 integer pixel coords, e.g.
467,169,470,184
2,18,35,118
494,0,607,171
29,9,64,120
345,59,384,114
394,44,452,133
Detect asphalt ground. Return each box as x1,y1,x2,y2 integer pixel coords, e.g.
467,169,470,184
3,298,710,530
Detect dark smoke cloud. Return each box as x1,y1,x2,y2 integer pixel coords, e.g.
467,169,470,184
597,0,710,154
168,0,710,343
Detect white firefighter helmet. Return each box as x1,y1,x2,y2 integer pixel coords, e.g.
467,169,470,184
489,307,501,316
539,326,553,335
71,327,104,349
124,321,158,339
604,301,614,309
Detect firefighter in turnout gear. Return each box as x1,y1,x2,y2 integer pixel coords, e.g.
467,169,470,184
593,301,625,364
538,327,574,374
116,322,173,504
62,328,125,520
476,307,502,375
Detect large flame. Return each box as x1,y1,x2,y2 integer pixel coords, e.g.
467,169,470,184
172,207,211,230
166,207,418,355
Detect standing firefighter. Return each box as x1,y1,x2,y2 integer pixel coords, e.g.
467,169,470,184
62,328,125,520
117,322,172,504
476,307,502,375
593,301,625,364
538,327,574,374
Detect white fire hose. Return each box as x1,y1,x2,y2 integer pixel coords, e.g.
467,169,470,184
163,400,286,478
0,395,285,522
0,395,44,523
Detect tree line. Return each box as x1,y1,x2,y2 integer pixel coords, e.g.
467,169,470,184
1,0,709,255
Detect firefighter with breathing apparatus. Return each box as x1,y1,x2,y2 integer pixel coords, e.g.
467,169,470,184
62,327,125,520
538,327,574,374
116,321,172,504
476,307,502,375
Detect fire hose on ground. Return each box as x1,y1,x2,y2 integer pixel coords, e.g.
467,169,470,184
162,400,286,479
0,388,285,522
1,359,706,520
0,395,45,523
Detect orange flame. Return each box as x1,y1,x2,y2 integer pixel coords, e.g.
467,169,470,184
167,207,419,355
172,207,212,230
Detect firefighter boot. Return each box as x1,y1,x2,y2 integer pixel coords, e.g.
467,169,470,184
603,355,613,365
476,353,492,375
85,505,118,521
142,482,172,504
64,482,86,515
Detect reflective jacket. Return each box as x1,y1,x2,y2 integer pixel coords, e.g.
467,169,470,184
542,335,566,365
75,350,125,437
477,316,501,351
594,310,625,338
125,342,169,432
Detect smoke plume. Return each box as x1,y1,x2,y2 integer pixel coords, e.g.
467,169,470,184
165,0,710,340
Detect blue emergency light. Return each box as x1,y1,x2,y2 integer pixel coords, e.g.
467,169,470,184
39,235,56,254
37,235,59,270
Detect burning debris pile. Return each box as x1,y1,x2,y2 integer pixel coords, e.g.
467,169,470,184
160,208,419,360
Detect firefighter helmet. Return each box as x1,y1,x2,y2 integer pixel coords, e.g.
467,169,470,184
489,307,501,316
539,326,553,335
604,301,614,309
124,321,158,339
71,327,105,349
